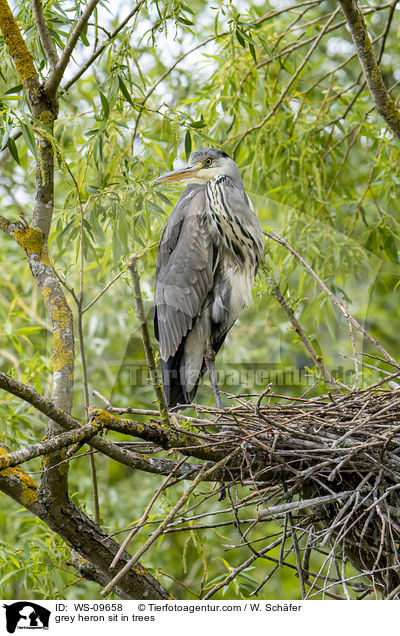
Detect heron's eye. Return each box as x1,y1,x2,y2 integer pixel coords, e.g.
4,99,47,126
205,158,212,166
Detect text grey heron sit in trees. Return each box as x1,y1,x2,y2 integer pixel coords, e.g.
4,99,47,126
154,148,264,410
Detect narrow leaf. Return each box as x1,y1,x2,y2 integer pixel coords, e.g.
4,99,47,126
184,130,192,161
20,123,37,157
7,137,20,164
118,76,135,108
99,90,110,119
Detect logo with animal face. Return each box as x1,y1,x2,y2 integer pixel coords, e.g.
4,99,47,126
3,602,50,633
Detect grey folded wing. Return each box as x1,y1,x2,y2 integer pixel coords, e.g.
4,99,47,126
154,185,214,361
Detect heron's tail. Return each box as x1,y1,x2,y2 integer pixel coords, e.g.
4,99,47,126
161,348,204,409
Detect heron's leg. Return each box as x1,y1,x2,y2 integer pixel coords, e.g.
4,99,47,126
205,343,226,500
204,343,223,409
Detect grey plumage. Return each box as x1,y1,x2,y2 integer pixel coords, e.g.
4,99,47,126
154,148,264,408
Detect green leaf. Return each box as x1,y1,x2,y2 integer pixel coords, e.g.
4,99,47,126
7,137,20,164
177,16,194,26
155,190,172,206
190,115,206,129
184,130,192,160
0,571,17,586
80,23,90,46
20,122,37,157
99,90,110,119
236,28,246,48
4,84,23,94
237,29,257,46
118,76,135,108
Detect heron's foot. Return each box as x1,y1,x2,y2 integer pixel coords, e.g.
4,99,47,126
218,482,226,501
206,342,216,361
204,346,223,410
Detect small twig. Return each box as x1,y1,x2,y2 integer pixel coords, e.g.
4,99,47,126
257,492,352,519
100,462,212,596
271,280,338,389
288,511,306,599
266,230,398,367
82,271,124,314
109,457,190,570
126,254,170,428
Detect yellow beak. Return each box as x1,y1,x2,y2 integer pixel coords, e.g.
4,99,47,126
154,162,202,183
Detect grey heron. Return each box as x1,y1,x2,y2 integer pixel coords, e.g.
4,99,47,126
154,148,264,409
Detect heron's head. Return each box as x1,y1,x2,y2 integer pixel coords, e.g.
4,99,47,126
154,148,243,187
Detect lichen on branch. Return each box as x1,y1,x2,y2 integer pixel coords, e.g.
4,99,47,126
338,0,400,141
0,0,38,85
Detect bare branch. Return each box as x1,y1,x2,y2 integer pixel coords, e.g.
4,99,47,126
338,0,400,141
101,450,240,597
32,0,59,69
127,254,170,428
266,230,399,367
376,0,398,64
0,422,103,470
89,407,227,463
271,280,338,389
0,372,214,479
82,270,124,314
45,0,99,98
110,458,189,569
258,492,353,519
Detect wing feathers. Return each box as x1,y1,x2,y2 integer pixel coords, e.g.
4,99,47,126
154,186,213,361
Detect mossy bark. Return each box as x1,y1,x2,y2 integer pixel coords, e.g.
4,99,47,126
339,0,400,141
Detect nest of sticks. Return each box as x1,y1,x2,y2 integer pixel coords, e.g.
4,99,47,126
185,383,400,599
101,377,400,599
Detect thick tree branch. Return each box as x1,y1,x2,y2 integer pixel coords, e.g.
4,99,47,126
0,422,103,470
0,0,40,92
69,552,137,600
0,372,217,480
0,370,78,429
0,464,170,599
0,0,57,176
89,408,227,462
338,0,400,141
32,0,59,69
0,1,72,506
0,215,12,235
45,0,99,98
6,224,75,501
